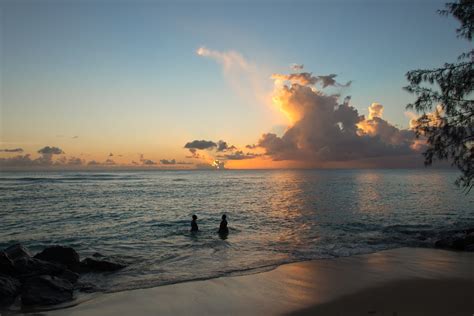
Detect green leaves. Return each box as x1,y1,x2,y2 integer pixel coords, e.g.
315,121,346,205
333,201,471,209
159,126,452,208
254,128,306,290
405,1,473,192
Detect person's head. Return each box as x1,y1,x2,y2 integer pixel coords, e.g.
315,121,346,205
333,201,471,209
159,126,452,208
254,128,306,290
192,214,197,220
222,214,226,220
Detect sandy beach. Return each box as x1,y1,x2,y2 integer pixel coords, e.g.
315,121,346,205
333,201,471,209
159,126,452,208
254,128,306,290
41,248,474,316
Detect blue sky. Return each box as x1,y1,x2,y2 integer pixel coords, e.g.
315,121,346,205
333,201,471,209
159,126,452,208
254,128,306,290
0,0,471,168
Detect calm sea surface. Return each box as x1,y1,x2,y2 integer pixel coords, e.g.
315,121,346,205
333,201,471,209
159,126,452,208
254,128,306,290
0,169,472,292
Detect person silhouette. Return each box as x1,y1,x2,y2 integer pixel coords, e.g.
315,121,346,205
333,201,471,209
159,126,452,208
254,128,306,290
218,214,229,236
190,214,199,232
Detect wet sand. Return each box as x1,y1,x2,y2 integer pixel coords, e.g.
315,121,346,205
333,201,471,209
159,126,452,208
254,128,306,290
46,248,474,316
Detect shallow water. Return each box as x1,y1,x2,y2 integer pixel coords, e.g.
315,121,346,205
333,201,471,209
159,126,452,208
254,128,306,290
0,169,472,292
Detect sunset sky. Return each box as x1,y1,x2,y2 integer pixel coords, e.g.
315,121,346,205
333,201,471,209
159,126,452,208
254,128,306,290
0,0,470,169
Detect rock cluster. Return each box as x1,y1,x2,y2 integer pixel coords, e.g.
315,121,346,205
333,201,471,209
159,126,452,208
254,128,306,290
0,244,125,309
434,228,474,251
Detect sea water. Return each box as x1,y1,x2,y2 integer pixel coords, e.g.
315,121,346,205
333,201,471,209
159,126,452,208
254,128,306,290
0,169,472,292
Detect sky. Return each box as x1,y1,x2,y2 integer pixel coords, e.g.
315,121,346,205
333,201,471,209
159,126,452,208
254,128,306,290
0,0,471,169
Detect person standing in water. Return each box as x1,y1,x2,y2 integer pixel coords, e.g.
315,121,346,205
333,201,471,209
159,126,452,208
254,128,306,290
190,214,199,232
218,214,229,235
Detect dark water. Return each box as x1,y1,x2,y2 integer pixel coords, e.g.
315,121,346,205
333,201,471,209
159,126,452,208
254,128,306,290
0,169,472,292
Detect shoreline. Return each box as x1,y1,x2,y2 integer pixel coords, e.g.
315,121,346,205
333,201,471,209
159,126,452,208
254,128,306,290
35,247,474,316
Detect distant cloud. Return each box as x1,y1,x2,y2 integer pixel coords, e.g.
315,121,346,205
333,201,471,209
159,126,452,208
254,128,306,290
86,159,115,166
0,148,23,153
109,153,114,157
176,161,193,165
0,147,84,168
72,136,79,139
142,159,156,165
185,148,201,159
138,154,156,165
291,63,304,71
160,159,176,165
222,151,260,160
196,160,225,170
0,155,36,167
217,140,236,152
184,140,217,150
66,157,84,165
38,146,64,155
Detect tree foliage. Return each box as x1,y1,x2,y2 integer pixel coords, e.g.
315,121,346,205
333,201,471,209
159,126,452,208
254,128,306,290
405,0,473,192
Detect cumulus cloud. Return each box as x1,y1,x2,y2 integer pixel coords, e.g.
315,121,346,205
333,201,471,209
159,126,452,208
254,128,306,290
271,72,351,89
189,53,423,167
272,72,318,86
0,148,23,153
253,70,419,164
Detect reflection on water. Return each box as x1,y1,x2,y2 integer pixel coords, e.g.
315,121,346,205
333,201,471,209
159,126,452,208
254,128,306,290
0,169,472,292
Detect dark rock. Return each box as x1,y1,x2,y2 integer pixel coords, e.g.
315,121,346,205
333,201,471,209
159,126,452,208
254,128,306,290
465,228,474,235
0,275,21,306
74,281,100,293
434,230,474,251
451,238,467,250
80,258,125,273
21,275,73,306
57,269,79,284
465,232,474,245
0,251,16,276
4,244,31,261
465,244,474,252
13,257,65,279
34,246,80,272
434,237,453,249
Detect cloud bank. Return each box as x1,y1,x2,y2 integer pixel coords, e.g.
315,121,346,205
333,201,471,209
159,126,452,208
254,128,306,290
256,70,419,164
187,54,422,168
0,148,24,153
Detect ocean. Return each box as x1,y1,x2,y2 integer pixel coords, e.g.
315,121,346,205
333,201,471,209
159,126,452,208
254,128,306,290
0,169,472,293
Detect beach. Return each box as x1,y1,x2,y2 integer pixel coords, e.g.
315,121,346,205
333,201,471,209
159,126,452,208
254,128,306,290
42,248,474,316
